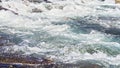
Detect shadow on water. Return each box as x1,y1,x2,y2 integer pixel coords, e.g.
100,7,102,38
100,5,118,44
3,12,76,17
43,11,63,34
52,15,120,35
66,16,120,35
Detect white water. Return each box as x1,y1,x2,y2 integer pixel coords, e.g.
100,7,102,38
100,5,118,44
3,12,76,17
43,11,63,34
0,0,120,67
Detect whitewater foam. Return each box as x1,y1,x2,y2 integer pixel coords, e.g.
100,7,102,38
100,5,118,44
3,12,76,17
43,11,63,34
0,0,120,67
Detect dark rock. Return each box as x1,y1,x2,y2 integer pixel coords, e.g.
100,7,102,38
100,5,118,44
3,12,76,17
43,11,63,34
0,62,104,68
99,0,105,1
28,0,51,3
0,53,55,65
0,53,41,64
32,8,43,13
0,6,18,15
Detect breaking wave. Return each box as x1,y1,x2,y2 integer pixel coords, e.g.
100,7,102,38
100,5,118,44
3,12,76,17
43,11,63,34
0,0,120,67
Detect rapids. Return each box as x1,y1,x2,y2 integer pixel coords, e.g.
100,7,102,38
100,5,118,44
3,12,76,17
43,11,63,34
0,0,120,67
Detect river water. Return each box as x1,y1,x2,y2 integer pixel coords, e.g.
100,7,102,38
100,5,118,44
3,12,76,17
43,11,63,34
0,0,120,68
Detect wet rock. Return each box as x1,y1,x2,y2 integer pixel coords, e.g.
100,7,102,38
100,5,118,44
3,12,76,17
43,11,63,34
99,0,105,1
0,53,41,64
28,0,44,3
28,0,51,3
0,6,18,15
41,57,54,65
0,55,107,68
0,6,8,11
32,8,43,13
0,53,55,65
0,62,104,68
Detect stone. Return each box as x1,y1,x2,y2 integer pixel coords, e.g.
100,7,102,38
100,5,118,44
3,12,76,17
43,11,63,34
32,8,43,13
0,6,18,15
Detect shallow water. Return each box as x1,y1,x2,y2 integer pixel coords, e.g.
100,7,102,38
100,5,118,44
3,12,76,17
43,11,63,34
0,0,120,67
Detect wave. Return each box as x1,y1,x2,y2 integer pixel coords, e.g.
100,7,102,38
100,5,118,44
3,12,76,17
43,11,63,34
0,0,120,67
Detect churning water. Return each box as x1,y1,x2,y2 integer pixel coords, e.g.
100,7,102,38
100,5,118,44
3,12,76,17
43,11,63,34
0,0,120,67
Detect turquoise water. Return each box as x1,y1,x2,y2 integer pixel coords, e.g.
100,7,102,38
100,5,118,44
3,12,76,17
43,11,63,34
0,0,120,67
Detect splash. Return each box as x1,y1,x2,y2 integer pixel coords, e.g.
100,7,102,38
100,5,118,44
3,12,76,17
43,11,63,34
0,0,120,67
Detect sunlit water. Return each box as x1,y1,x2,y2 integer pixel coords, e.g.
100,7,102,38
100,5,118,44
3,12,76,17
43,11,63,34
0,0,120,67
